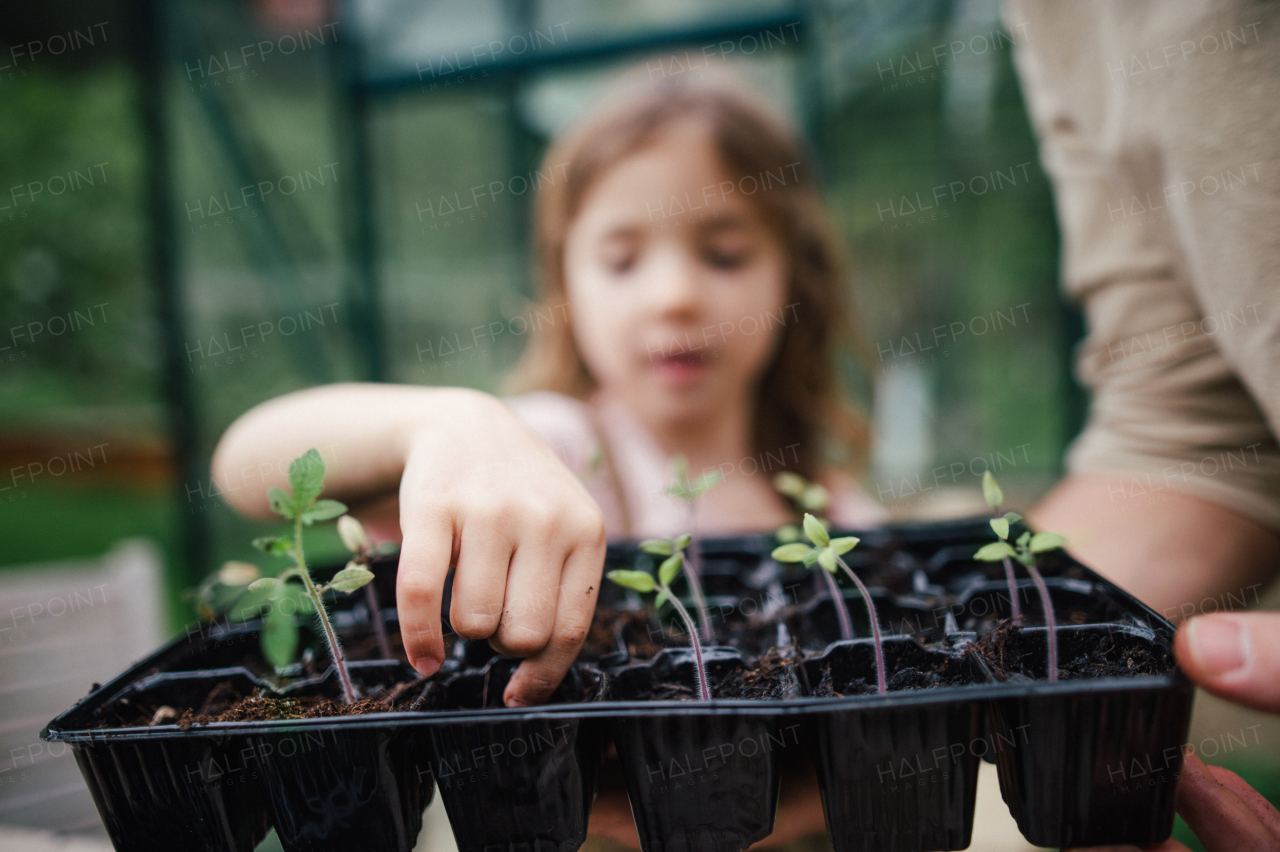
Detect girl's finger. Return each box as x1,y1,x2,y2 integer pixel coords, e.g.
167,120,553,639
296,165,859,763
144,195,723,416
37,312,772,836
1177,752,1278,851
396,507,456,677
1175,613,1280,713
449,507,515,641
489,532,560,658
1205,765,1280,839
504,524,605,707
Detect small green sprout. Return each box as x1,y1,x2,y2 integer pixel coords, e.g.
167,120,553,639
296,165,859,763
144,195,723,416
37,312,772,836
773,471,831,542
609,533,710,701
666,455,722,643
773,514,885,694
972,471,1064,682
244,448,376,704
667,455,723,502
977,470,1025,623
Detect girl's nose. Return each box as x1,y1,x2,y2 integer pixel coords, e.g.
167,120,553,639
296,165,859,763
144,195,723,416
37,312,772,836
647,245,702,318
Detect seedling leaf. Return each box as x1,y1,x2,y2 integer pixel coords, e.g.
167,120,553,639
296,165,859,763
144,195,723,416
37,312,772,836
658,554,683,587
771,543,812,562
248,577,277,592
1016,531,1032,547
673,533,691,552
829,536,860,555
774,471,805,498
655,590,670,609
289,449,326,507
639,539,672,556
218,561,259,586
990,518,1010,540
690,470,723,497
818,548,837,573
974,541,1016,561
803,513,830,547
800,484,829,512
607,569,656,594
267,487,296,519
338,515,370,553
1002,512,1022,525
253,535,292,555
982,471,1003,509
327,564,375,594
262,604,298,670
301,499,348,525
1029,531,1066,553
802,549,819,568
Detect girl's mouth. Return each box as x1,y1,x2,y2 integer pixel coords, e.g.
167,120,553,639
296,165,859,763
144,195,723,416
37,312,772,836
654,351,711,385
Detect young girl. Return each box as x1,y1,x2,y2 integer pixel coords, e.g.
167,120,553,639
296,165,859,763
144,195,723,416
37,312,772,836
211,75,884,719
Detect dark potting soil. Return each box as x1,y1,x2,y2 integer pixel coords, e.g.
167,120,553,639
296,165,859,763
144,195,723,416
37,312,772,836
810,655,968,697
623,647,800,701
973,621,1171,681
582,606,665,660
102,673,436,729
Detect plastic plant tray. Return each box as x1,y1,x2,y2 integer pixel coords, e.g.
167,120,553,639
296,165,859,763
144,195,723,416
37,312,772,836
43,518,1194,852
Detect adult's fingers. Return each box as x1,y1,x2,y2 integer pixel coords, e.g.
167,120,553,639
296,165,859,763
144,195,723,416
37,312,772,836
449,508,514,641
1175,613,1280,713
1205,765,1280,838
1177,752,1280,851
504,527,604,707
396,508,456,677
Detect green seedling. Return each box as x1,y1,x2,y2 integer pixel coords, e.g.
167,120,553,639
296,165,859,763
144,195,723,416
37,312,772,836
666,454,723,643
772,471,831,543
979,471,1026,624
245,448,376,704
972,471,1065,682
608,533,710,700
773,514,885,694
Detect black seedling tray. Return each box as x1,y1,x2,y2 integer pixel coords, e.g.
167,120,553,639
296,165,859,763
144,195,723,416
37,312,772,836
43,519,1193,851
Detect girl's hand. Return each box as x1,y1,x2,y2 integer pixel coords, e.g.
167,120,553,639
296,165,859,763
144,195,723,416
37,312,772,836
395,392,606,707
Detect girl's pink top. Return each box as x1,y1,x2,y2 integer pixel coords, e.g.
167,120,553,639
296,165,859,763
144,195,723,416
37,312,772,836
504,390,887,539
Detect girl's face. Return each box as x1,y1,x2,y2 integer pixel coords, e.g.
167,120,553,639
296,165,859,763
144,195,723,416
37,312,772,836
564,120,788,428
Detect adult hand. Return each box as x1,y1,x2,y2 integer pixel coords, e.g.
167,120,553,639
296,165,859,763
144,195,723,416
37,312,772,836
1176,612,1280,714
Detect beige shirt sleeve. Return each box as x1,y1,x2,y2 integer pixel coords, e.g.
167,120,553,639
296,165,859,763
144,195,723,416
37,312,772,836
1003,0,1280,530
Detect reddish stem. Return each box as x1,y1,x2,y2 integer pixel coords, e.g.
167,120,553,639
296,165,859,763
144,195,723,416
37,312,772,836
666,588,711,700
819,566,854,641
1025,562,1058,682
685,503,714,644
993,510,1022,623
365,580,394,660
294,516,356,704
835,555,886,695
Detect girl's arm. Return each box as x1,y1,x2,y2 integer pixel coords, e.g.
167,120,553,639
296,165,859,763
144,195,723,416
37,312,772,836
212,382,607,707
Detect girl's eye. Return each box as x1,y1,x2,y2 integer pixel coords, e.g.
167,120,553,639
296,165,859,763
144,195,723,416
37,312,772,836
702,244,749,270
599,239,639,274
605,251,637,274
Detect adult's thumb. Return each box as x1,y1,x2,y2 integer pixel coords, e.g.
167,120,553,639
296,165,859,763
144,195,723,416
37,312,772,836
1175,613,1280,714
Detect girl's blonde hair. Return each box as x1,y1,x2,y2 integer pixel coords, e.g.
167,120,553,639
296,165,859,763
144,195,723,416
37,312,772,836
505,73,871,479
